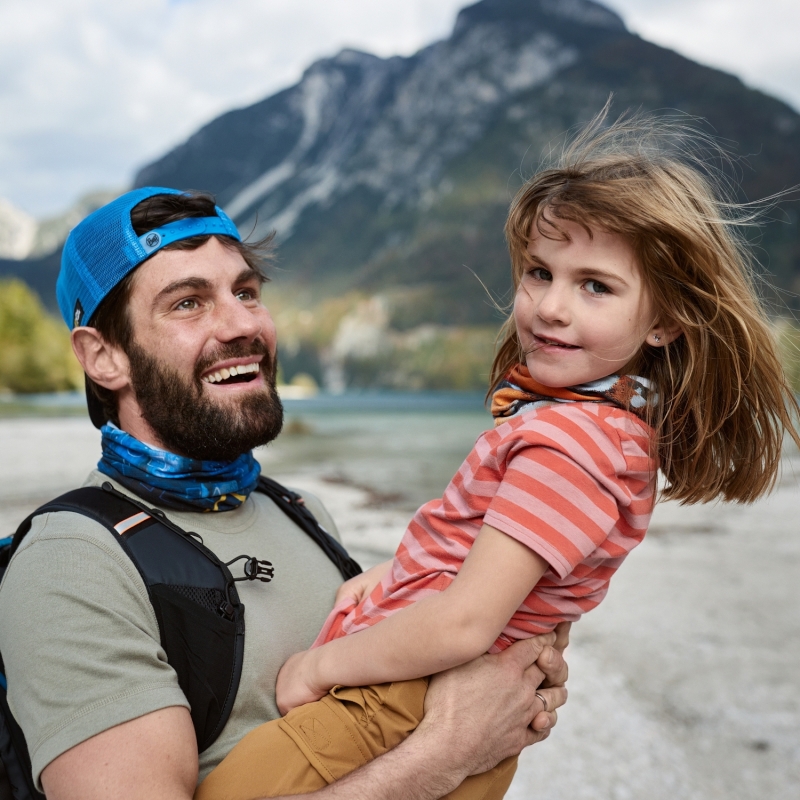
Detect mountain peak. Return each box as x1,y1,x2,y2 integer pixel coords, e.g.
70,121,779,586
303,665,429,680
305,48,387,76
454,0,626,37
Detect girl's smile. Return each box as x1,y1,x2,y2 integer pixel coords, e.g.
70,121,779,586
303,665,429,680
514,217,661,388
529,334,580,350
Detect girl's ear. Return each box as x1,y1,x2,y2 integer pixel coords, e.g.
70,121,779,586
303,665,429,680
646,320,683,348
71,327,131,391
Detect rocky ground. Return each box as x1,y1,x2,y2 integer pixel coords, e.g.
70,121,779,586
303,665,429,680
1,417,798,799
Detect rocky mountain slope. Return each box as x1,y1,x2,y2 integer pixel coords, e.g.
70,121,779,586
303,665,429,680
131,0,800,325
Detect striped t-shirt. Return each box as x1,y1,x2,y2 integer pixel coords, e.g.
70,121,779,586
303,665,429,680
316,402,657,652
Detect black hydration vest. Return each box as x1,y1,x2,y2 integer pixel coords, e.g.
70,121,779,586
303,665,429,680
0,476,361,800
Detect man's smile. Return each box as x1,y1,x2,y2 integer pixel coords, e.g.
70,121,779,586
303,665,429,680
201,359,262,385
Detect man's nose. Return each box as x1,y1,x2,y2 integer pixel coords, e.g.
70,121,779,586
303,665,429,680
214,294,263,342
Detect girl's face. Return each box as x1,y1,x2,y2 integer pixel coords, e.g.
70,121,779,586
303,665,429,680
514,217,656,388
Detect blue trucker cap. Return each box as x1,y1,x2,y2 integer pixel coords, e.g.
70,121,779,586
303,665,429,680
57,186,241,330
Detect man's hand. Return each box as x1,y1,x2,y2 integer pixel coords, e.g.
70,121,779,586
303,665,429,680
419,631,568,779
553,620,571,652
538,620,570,692
334,560,392,607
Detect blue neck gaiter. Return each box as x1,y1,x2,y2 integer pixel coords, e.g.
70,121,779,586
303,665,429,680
97,423,261,512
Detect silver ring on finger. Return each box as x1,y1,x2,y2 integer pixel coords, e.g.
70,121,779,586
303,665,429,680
535,691,548,713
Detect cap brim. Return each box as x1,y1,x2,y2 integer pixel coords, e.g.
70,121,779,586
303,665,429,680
85,374,109,429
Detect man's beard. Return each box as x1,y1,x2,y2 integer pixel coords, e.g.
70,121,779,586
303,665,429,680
126,340,284,462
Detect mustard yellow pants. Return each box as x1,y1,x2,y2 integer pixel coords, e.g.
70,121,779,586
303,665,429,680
195,677,517,800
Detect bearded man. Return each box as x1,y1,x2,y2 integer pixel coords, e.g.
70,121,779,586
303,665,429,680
0,188,568,800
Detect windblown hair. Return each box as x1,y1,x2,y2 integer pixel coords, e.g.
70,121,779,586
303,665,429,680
491,107,800,504
88,190,274,426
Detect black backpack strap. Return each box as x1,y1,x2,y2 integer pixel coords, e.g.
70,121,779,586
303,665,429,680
7,484,245,754
0,658,44,800
256,475,362,581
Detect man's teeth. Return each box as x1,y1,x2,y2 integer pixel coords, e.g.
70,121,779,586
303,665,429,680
203,363,260,384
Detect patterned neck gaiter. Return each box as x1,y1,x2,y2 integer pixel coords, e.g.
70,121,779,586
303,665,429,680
97,423,261,512
491,364,654,424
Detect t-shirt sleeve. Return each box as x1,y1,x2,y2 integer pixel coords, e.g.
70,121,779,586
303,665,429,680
482,407,639,579
0,512,189,790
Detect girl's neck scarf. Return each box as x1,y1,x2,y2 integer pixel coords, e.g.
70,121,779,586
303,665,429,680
491,364,654,424
97,423,261,512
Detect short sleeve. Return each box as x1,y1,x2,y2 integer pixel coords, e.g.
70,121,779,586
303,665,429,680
482,406,643,579
0,512,189,789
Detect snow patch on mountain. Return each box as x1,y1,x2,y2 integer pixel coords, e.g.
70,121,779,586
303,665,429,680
0,199,37,259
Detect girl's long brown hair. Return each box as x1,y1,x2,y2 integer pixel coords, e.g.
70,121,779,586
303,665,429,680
492,107,800,504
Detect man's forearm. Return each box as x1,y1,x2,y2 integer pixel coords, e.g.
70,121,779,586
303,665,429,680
278,722,465,800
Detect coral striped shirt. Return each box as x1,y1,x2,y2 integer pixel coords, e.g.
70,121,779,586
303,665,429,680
315,402,657,652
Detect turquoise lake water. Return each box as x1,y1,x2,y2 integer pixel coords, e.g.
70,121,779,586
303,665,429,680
265,392,493,512
0,391,495,513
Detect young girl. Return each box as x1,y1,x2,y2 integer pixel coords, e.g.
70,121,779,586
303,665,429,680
196,111,800,800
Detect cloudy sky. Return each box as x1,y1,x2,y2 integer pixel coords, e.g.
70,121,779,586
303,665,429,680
1,0,799,218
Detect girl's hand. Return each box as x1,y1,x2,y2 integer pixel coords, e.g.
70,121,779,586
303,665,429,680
276,649,330,715
335,559,392,608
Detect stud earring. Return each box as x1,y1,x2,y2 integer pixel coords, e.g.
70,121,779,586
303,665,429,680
652,334,661,343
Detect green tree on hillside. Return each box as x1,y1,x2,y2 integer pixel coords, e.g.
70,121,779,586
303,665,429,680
0,279,82,393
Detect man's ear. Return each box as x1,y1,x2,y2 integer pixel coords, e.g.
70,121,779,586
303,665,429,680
646,320,682,348
71,327,130,391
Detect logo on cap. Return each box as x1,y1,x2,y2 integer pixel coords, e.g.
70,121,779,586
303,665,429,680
145,232,161,249
73,300,84,328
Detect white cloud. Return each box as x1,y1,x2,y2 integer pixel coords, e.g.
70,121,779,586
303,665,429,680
0,0,464,216
0,0,798,218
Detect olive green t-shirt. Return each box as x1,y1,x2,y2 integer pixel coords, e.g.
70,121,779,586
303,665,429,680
0,471,344,790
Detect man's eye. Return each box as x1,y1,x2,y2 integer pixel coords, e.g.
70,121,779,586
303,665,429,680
176,298,198,310
236,288,258,301
585,280,609,295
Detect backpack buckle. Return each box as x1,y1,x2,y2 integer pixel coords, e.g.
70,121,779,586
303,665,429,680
226,554,275,583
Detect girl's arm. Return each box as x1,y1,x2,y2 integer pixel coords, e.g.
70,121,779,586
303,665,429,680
276,524,550,713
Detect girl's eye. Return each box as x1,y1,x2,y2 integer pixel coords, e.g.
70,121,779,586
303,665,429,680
585,280,609,295
529,267,552,281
